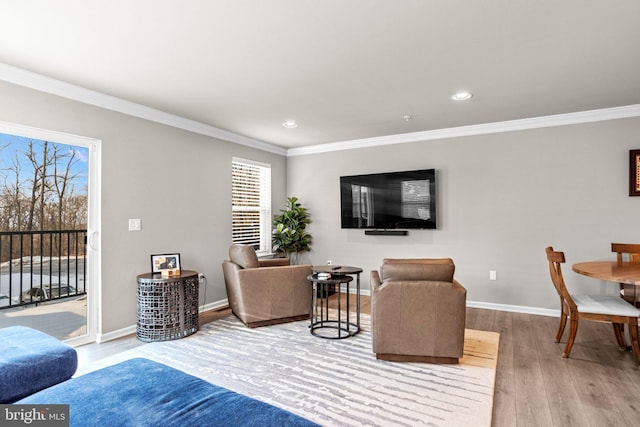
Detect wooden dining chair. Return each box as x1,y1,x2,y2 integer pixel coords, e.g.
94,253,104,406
545,246,640,363
611,243,640,307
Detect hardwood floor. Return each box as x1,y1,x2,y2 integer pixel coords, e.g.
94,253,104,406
469,307,640,427
76,296,640,426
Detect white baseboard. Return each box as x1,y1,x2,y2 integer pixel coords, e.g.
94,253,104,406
466,300,559,318
95,298,230,343
96,325,137,344
95,296,559,343
342,286,559,318
198,298,230,314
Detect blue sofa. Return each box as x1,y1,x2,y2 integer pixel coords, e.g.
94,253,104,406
18,358,317,426
2,327,317,426
0,325,77,403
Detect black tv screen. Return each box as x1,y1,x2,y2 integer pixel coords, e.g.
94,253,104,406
340,169,436,230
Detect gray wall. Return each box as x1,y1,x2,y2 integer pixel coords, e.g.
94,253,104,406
0,80,287,334
3,77,639,333
287,118,640,310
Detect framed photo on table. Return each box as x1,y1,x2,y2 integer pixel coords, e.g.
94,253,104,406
630,149,640,196
151,253,181,274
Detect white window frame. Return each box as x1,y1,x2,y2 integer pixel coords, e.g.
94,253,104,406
231,157,271,255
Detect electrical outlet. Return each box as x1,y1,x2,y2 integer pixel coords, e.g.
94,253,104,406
489,270,497,281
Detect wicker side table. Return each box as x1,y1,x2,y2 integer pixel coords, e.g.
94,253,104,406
136,270,199,342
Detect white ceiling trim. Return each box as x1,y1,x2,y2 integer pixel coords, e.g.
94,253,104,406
3,62,639,159
286,104,640,157
0,62,287,156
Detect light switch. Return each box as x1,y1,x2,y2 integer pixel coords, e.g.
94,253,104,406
489,270,497,281
128,218,141,231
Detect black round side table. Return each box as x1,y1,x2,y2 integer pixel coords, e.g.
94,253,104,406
307,273,360,339
312,265,363,333
136,270,199,342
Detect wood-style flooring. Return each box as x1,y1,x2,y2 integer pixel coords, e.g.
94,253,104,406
75,295,640,426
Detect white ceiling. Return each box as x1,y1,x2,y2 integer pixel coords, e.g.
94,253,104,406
1,1,639,150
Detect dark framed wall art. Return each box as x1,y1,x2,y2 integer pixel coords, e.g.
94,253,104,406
630,149,640,197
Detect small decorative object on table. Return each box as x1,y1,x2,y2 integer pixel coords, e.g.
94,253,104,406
151,253,181,276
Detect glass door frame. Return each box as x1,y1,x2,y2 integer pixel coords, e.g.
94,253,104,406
0,120,101,346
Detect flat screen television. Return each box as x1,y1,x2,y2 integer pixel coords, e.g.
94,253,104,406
340,169,436,230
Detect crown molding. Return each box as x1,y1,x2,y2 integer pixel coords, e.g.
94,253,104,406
287,104,640,156
3,62,639,158
0,62,287,156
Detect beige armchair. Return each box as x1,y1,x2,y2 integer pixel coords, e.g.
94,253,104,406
371,258,467,363
222,245,312,328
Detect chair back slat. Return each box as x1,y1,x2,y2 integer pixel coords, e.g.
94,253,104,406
545,247,577,311
611,243,640,263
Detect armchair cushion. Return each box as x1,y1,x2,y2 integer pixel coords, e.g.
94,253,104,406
0,326,77,403
229,244,260,269
380,258,455,282
258,258,290,267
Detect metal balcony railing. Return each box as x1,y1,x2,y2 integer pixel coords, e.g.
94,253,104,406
0,230,87,310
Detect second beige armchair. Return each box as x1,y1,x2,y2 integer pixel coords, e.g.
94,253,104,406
222,245,312,328
371,258,467,363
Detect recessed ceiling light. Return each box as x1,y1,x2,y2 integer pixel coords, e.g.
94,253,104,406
282,120,298,128
451,91,473,101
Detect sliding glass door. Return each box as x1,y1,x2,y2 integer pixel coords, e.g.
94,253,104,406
0,121,100,345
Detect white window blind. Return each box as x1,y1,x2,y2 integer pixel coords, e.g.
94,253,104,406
231,158,271,254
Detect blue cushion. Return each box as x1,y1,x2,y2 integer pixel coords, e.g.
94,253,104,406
0,326,78,403
19,358,318,427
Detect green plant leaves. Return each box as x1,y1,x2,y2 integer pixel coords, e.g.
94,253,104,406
272,197,311,258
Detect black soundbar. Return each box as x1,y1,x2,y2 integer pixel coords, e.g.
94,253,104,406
364,230,408,236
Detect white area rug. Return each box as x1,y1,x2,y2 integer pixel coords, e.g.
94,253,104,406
80,313,499,426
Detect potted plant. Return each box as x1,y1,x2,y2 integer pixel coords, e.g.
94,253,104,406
272,197,311,264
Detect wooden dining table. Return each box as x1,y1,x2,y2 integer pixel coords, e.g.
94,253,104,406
572,261,640,286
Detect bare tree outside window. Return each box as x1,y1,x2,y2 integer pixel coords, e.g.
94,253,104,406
0,132,89,311
0,134,88,233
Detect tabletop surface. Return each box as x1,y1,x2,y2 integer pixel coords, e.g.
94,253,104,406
307,274,354,284
572,261,640,285
312,265,363,274
137,270,198,281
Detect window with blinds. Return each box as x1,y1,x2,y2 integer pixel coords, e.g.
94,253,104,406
231,158,271,254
